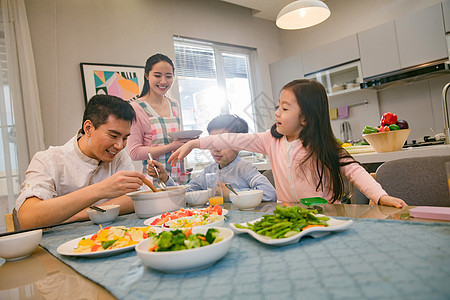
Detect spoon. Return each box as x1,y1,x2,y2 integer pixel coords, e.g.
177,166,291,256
148,153,168,191
89,205,106,213
225,183,238,195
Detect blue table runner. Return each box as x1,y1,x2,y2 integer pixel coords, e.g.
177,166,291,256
40,211,450,300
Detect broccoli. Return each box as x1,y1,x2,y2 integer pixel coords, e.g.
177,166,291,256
157,231,173,249
184,234,202,249
205,228,219,244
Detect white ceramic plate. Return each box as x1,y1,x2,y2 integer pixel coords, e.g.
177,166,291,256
143,208,228,226
230,215,353,246
168,130,202,140
135,227,233,273
56,231,159,257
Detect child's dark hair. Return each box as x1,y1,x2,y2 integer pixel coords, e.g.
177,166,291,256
81,94,136,134
207,114,248,134
271,79,358,203
139,53,175,97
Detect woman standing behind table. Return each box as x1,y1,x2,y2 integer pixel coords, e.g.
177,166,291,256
128,53,190,184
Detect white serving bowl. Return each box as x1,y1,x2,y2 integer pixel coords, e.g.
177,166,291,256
87,204,120,224
135,226,233,273
128,186,188,218
0,229,42,261
185,189,210,206
229,190,263,210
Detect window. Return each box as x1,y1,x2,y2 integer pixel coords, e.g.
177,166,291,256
173,37,260,169
0,19,21,229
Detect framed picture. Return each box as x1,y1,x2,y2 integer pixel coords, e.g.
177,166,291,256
80,63,145,104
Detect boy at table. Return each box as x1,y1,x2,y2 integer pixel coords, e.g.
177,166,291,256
15,95,146,229
148,114,277,202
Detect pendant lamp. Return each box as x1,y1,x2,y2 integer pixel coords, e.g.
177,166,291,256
276,0,330,30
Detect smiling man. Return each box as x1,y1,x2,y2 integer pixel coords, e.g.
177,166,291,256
16,95,146,229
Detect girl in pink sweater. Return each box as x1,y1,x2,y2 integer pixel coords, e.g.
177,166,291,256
169,79,407,207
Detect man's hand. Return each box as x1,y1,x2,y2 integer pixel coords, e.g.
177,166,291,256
96,171,145,199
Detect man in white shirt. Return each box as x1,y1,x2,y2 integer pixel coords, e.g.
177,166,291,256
16,95,146,229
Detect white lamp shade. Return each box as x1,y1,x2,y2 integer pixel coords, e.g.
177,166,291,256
276,0,330,30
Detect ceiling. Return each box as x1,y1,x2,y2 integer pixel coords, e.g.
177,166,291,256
220,0,295,21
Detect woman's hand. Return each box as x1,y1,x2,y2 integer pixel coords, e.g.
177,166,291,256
168,139,199,166
147,160,169,183
378,195,407,208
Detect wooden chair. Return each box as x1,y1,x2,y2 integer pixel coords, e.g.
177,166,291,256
4,209,21,232
375,155,450,206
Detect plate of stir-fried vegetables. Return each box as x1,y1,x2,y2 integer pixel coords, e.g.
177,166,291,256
57,226,158,257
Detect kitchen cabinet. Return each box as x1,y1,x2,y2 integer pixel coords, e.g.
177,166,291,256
302,34,359,75
305,60,362,97
358,21,401,79
395,3,448,69
358,3,448,79
444,0,450,33
269,53,304,102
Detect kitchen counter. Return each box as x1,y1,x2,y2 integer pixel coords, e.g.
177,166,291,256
352,144,450,163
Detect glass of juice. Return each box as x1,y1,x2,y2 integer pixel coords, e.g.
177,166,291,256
206,173,223,206
446,161,450,195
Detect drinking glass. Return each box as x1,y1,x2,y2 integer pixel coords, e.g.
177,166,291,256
205,173,223,206
446,161,450,195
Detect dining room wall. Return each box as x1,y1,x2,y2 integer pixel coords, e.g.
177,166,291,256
24,0,283,148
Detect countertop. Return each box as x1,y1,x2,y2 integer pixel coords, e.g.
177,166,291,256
352,144,450,163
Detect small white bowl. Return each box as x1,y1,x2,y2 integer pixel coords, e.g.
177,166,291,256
128,186,188,218
229,190,263,210
135,226,233,273
0,229,42,261
185,189,210,206
87,204,120,224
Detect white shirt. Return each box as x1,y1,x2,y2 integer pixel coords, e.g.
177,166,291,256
15,133,135,211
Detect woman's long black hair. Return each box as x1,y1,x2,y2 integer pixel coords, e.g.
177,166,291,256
270,79,358,203
139,53,175,97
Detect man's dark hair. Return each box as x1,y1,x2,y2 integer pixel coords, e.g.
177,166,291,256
81,94,136,134
207,114,248,134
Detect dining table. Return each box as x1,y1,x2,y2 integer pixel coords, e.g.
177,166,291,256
1,202,449,300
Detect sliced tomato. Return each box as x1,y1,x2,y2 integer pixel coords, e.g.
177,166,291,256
90,233,98,241
91,244,101,252
143,232,148,239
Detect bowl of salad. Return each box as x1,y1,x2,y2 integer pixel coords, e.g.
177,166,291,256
135,227,234,273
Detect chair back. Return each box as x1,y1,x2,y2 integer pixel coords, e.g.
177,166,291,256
262,169,275,188
375,155,450,206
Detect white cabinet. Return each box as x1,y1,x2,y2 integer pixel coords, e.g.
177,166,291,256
305,61,363,97
395,3,448,69
358,21,401,79
358,3,448,79
302,34,360,75
269,53,304,102
444,0,450,33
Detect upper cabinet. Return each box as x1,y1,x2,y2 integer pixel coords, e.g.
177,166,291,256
395,3,447,69
269,53,304,102
358,3,448,79
444,0,450,33
303,34,359,75
358,21,401,79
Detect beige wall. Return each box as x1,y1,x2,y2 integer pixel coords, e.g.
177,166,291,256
24,0,283,147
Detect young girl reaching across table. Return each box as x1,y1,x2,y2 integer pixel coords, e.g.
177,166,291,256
168,79,407,208
128,53,190,184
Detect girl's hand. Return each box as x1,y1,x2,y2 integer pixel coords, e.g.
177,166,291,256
378,195,407,208
168,140,199,166
147,160,169,183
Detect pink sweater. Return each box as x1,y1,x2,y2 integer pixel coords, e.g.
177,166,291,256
200,132,387,204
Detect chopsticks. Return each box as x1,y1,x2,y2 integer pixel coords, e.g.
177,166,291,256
89,205,106,212
0,220,80,238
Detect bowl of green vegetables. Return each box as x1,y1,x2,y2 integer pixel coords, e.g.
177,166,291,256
135,227,233,273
